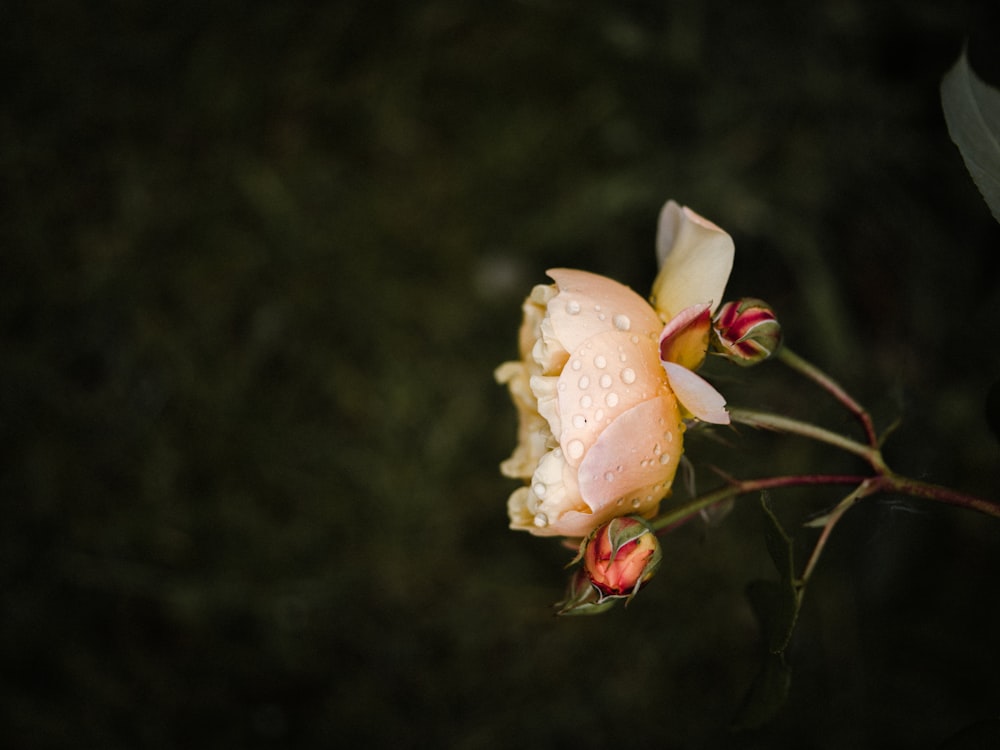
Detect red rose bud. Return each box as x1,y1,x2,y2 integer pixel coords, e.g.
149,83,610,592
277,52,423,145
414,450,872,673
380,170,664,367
583,516,661,602
711,298,782,366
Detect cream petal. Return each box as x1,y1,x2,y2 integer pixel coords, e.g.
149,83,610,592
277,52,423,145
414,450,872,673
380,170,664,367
545,268,663,353
511,448,588,536
496,361,552,479
661,361,730,424
651,201,734,320
530,374,562,439
518,284,553,360
576,396,683,518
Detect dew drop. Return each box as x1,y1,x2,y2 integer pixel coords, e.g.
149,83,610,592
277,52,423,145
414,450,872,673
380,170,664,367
621,367,637,385
578,375,590,389
566,300,581,315
567,439,585,460
572,413,587,429
532,482,547,497
659,453,672,465
605,392,619,408
580,394,593,408
604,471,615,482
631,498,641,509
613,314,631,331
594,355,607,369
599,374,613,389
534,513,549,528
571,359,582,371
594,409,604,422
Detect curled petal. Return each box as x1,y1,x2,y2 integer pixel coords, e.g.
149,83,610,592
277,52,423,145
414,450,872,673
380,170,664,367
555,330,670,468
577,396,682,518
545,268,664,351
651,201,734,320
662,360,730,424
658,303,712,371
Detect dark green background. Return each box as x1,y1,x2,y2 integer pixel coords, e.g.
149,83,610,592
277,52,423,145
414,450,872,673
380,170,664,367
3,1,999,748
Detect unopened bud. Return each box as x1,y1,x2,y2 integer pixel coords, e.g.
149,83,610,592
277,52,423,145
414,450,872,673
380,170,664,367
712,298,782,366
583,515,661,602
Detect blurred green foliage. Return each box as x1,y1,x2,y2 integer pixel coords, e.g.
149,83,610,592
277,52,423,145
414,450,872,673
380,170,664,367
2,1,999,748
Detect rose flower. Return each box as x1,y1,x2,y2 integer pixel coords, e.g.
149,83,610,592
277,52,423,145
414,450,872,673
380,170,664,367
496,201,735,538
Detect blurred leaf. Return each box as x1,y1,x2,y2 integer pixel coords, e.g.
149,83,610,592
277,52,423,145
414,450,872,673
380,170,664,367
758,493,801,654
731,494,802,730
941,50,1000,224
731,651,792,731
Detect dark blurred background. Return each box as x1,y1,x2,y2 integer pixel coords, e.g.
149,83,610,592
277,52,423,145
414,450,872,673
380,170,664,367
3,1,1000,748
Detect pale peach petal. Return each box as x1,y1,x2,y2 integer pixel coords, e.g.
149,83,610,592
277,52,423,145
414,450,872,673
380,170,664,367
555,329,670,467
662,361,730,424
576,396,683,517
545,268,663,352
650,201,734,320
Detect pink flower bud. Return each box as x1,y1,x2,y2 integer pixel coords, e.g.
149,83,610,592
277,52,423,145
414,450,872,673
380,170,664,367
712,298,782,366
583,516,661,601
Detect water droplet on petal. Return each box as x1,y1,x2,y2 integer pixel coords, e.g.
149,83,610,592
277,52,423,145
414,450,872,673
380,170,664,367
572,413,587,429
599,374,613,389
580,395,593,408
567,439,585,460
614,314,631,331
604,471,615,482
631,498,641,508
533,482,547,497
659,453,671,465
534,513,549,527
605,392,619,407
566,300,581,315
594,355,607,369
621,368,636,384
578,375,590,389
571,359,582,371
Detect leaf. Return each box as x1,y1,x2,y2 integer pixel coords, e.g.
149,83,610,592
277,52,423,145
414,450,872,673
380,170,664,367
941,50,1000,224
731,651,791,731
731,494,802,730
758,493,800,653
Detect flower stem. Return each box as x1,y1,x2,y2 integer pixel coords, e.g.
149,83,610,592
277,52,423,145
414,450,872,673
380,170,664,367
777,347,879,448
729,408,888,472
650,473,869,532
